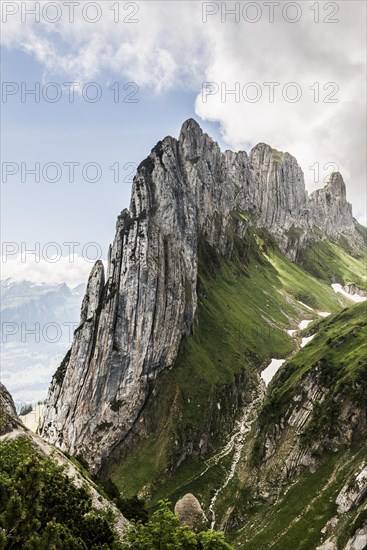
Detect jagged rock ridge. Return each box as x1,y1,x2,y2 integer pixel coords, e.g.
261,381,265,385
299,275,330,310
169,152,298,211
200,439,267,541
40,119,363,471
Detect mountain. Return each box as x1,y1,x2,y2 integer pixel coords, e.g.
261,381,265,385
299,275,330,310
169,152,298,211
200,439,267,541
39,120,367,548
0,279,85,404
0,279,85,326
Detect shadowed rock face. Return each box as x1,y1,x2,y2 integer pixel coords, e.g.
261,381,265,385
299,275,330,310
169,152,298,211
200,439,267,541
0,382,22,436
40,119,362,471
308,172,355,239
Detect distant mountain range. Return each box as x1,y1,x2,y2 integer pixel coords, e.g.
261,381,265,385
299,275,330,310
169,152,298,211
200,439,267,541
0,278,84,405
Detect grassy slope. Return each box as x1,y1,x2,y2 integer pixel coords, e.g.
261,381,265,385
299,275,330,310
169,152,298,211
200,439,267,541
255,302,367,451
225,302,367,548
108,231,349,505
296,237,367,291
231,444,367,550
104,229,366,549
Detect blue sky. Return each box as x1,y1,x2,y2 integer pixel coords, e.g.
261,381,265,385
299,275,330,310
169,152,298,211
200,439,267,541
2,48,226,248
1,1,366,286
1,47,227,285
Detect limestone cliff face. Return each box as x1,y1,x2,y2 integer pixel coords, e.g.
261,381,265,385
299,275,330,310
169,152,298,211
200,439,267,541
261,369,366,482
40,119,362,471
308,172,356,238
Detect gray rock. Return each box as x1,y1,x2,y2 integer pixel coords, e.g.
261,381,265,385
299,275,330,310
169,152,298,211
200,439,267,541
0,382,22,435
345,523,367,550
308,173,355,239
174,493,207,529
336,463,367,513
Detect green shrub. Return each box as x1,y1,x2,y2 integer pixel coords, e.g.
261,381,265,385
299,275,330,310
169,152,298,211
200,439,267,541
19,404,33,416
121,500,233,549
116,495,149,524
0,438,120,549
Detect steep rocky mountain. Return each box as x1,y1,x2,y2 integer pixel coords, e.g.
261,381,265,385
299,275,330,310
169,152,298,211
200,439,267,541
0,382,23,436
39,120,367,548
0,279,85,403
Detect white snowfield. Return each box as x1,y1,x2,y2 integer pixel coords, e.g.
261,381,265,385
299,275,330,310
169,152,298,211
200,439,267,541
298,319,313,330
331,283,366,303
261,359,286,386
301,335,315,348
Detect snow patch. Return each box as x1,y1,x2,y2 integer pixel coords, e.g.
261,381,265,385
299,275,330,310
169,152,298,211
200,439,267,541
297,300,314,311
301,335,315,348
331,284,366,303
318,311,330,317
261,359,286,386
298,319,313,330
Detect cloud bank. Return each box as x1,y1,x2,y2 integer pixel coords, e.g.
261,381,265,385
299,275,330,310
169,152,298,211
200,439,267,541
1,254,104,287
2,0,366,221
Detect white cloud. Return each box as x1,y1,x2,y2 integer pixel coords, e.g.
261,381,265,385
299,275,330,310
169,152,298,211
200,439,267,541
2,1,366,220
195,2,366,219
0,254,102,287
1,2,206,89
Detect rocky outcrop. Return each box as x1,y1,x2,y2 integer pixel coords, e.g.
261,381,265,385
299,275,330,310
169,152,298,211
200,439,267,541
0,382,22,435
336,463,367,513
260,366,366,482
345,523,367,550
174,493,207,530
309,172,356,239
344,284,367,298
314,464,367,550
40,119,363,471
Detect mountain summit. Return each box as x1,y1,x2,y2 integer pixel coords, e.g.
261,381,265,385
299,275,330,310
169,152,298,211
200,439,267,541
40,120,365,474
39,120,367,547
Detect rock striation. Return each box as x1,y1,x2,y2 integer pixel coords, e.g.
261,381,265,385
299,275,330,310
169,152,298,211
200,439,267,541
309,172,356,238
40,119,363,471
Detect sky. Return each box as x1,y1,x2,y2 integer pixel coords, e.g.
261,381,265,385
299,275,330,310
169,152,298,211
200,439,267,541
1,0,366,287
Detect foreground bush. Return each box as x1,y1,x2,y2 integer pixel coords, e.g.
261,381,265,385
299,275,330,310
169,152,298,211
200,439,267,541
121,500,233,549
0,438,120,549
